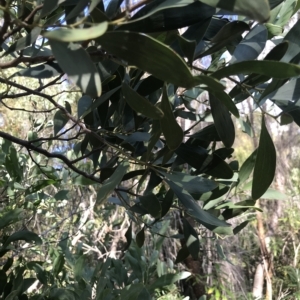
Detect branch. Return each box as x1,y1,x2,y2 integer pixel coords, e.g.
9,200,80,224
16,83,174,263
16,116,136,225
0,50,105,69
1,4,43,43
0,130,102,183
0,1,11,45
0,55,55,69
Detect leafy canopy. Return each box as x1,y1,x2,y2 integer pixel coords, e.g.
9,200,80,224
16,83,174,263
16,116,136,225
0,0,299,297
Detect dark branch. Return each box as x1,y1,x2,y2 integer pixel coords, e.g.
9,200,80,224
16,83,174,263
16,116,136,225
0,130,102,183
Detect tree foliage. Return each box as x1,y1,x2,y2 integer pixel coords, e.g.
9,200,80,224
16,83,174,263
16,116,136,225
0,0,299,298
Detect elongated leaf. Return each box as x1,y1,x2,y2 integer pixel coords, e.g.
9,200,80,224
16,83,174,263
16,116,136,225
44,22,108,42
166,180,230,227
229,42,289,99
187,77,238,117
136,226,145,248
4,27,41,56
160,86,183,150
213,61,300,80
97,160,129,205
148,272,191,291
65,0,89,20
3,231,42,249
119,1,214,32
188,124,220,141
78,95,93,119
41,0,65,17
139,193,162,219
0,209,23,230
118,283,145,300
175,143,208,169
275,0,297,26
122,83,164,119
14,62,62,79
261,188,287,200
53,254,65,278
252,116,276,200
182,218,199,259
268,78,300,102
97,31,196,88
74,255,86,281
175,245,190,263
53,110,68,136
199,0,270,22
238,149,257,186
196,21,250,59
81,86,121,119
49,40,101,97
209,93,235,148
162,171,218,194
202,153,234,179
230,24,267,64
74,175,97,185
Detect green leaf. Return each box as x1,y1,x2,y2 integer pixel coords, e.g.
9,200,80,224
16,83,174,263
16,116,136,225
118,283,145,300
261,188,287,200
49,40,101,97
199,0,270,23
3,231,42,249
196,21,250,59
229,41,289,100
53,190,69,201
122,83,164,119
222,199,256,220
175,245,190,263
233,220,250,235
275,0,297,26
202,154,234,179
175,143,208,169
238,149,257,186
97,160,129,205
182,218,199,259
280,113,294,125
78,95,93,119
74,255,85,281
0,209,23,230
4,27,41,56
140,193,162,219
41,0,64,17
166,180,230,228
13,62,62,79
213,61,300,80
252,116,276,200
44,22,108,42
53,110,68,136
160,86,183,150
136,226,145,248
188,124,221,141
148,271,191,291
53,253,65,278
80,86,121,119
97,31,200,88
268,78,300,103
65,0,90,20
161,189,174,217
118,1,214,33
162,171,218,194
146,120,162,160
124,223,132,251
209,93,235,148
73,175,97,185
230,24,267,64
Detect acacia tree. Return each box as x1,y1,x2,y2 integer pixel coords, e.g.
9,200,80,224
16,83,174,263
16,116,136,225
1,0,300,298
